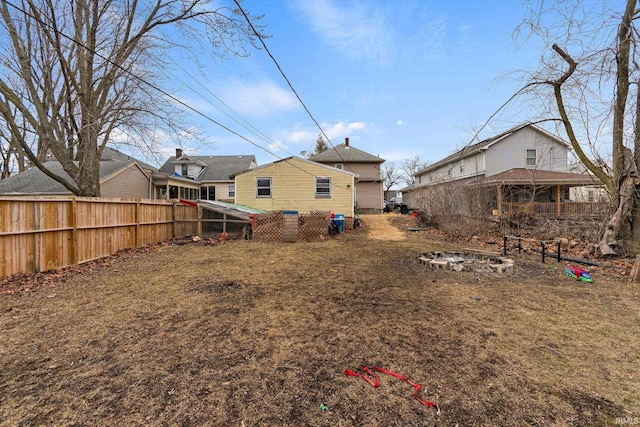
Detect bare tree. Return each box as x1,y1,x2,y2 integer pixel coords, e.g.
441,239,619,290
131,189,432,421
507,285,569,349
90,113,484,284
381,161,402,192
0,0,264,196
518,0,640,255
399,155,428,186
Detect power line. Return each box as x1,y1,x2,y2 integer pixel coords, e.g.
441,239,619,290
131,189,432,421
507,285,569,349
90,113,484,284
166,57,293,156
2,0,354,191
231,0,351,169
2,0,287,161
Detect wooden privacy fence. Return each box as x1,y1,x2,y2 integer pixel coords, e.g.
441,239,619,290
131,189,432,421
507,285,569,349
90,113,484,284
0,196,198,278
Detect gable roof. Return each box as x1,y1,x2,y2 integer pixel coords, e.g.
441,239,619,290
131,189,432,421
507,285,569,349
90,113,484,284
232,156,358,177
100,146,157,171
0,160,145,195
416,122,570,176
309,143,385,164
159,155,256,181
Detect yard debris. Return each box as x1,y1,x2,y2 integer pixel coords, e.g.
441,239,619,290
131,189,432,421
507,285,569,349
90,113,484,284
565,266,593,283
344,366,440,413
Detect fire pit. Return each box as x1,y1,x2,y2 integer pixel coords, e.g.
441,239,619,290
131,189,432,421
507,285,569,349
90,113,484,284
418,251,514,274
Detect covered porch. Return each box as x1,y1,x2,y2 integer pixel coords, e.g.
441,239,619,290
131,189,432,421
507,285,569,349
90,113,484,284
481,168,608,217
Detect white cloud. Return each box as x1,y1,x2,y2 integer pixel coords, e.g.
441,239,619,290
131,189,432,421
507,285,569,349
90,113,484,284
283,121,367,148
290,0,391,63
218,80,297,118
322,121,366,141
288,130,316,144
396,120,403,126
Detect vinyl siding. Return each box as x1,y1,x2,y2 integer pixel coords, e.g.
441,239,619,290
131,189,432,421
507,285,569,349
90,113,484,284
200,181,235,201
314,161,383,210
101,164,151,199
485,126,568,175
355,181,384,212
235,158,355,216
340,162,381,180
417,151,485,185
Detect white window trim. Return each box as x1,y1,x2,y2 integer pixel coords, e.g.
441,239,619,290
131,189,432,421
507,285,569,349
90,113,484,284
256,177,272,198
526,149,537,166
315,177,331,198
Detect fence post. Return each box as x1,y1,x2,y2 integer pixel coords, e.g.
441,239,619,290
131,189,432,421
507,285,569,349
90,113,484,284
541,241,546,263
135,199,141,248
518,235,522,253
557,240,561,263
503,235,507,256
70,197,78,265
172,201,177,238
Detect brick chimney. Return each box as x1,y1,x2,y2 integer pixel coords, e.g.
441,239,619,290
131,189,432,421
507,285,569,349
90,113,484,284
345,137,350,148
176,148,183,158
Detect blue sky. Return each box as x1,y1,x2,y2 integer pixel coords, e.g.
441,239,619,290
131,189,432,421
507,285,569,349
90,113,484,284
148,0,548,168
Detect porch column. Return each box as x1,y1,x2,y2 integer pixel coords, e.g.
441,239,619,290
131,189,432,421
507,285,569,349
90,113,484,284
497,184,503,216
555,185,561,215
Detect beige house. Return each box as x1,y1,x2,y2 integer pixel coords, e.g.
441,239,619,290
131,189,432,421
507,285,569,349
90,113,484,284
309,138,385,213
0,157,153,198
154,149,256,201
234,156,357,216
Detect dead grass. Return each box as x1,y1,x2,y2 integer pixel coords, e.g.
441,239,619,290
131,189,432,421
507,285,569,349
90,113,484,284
0,214,638,426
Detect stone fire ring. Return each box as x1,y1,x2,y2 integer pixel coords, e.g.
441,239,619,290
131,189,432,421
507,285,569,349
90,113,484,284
418,251,514,274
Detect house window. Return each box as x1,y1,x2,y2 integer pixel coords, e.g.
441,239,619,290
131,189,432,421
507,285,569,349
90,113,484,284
256,177,271,198
181,164,189,177
588,190,595,203
335,163,343,170
460,158,465,173
315,177,331,198
228,184,235,198
169,185,178,199
526,149,537,166
200,186,215,200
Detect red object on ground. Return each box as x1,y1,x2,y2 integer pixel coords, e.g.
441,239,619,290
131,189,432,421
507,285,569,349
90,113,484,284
344,366,439,410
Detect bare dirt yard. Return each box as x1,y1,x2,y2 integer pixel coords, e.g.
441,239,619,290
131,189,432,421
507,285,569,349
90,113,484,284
1,214,638,426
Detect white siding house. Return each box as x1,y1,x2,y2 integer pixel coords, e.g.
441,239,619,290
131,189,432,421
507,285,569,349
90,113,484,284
403,122,605,216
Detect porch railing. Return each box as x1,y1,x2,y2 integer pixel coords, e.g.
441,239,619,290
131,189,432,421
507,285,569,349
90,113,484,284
501,201,608,216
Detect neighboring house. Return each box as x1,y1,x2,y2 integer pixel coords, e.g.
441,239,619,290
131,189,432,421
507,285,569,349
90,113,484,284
0,156,153,198
567,162,610,203
403,122,605,216
309,138,385,213
233,156,357,216
154,149,256,202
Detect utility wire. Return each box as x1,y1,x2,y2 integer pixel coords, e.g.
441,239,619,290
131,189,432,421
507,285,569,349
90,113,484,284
3,0,354,191
232,0,352,169
3,0,286,161
166,57,293,155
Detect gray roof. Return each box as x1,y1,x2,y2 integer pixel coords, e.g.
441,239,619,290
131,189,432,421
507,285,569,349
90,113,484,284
415,122,570,176
0,160,140,194
100,146,158,171
159,155,256,181
232,156,358,178
309,143,385,163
